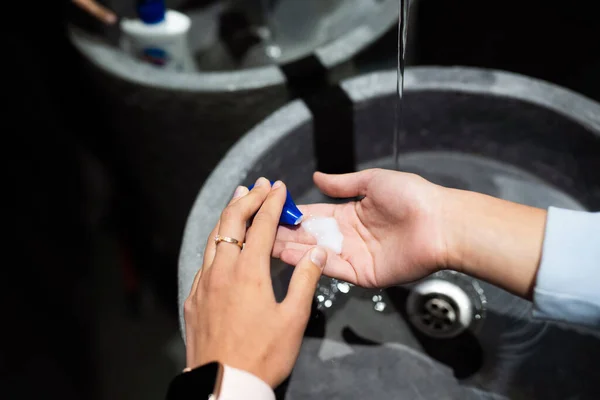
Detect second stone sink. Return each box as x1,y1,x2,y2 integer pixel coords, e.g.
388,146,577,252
179,67,600,399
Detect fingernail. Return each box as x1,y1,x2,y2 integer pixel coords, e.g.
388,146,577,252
272,180,283,189
233,186,247,199
310,247,327,269
255,177,268,187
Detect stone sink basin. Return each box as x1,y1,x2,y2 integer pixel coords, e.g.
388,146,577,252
179,67,600,399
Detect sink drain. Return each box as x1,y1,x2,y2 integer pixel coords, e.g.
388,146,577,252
421,297,458,334
406,279,475,339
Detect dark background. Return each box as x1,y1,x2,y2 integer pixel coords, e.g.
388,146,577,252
3,0,599,399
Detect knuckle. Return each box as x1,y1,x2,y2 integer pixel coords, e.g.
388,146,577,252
183,297,196,316
220,205,240,221
409,172,427,184
370,168,385,181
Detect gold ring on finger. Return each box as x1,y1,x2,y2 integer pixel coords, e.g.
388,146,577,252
214,234,244,250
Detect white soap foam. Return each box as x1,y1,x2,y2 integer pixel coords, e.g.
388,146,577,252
301,217,344,254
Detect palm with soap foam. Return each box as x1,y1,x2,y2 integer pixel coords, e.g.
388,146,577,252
273,169,449,288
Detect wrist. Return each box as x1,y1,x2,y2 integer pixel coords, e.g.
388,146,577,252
439,187,469,273
440,187,547,298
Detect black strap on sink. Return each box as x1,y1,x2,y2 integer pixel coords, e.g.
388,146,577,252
280,55,356,175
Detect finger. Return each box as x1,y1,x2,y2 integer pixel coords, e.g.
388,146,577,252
204,186,250,267
191,186,249,294
314,169,378,198
73,0,117,24
276,243,311,263
283,247,327,315
281,247,359,285
272,237,314,259
243,181,287,269
274,224,315,246
213,177,271,265
273,204,335,246
191,221,220,293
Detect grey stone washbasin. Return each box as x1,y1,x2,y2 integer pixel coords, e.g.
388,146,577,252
68,0,397,265
179,67,600,399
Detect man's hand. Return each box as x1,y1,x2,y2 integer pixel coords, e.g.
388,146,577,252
184,178,327,388
274,169,448,288
274,169,546,299
73,0,117,24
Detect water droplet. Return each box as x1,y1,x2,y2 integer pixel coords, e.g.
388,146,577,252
337,282,350,293
324,300,333,308
317,295,325,302
374,301,386,312
265,45,281,59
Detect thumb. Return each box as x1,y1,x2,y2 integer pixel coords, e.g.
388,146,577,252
313,169,377,198
283,247,328,313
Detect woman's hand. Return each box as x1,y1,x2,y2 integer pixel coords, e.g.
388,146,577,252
72,0,117,24
184,178,328,388
274,169,449,288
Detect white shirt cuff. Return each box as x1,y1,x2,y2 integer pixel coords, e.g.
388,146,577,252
218,365,275,400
